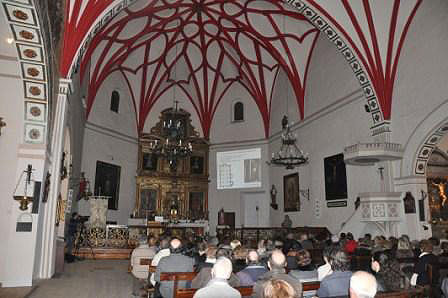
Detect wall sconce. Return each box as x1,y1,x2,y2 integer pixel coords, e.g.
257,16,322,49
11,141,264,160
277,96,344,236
299,188,310,201
13,164,34,211
270,185,278,210
0,117,6,135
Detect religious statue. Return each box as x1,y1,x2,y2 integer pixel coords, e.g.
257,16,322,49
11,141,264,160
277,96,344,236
432,180,448,207
281,215,292,228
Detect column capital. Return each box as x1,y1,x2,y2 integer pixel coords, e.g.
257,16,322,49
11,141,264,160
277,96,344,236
58,78,73,95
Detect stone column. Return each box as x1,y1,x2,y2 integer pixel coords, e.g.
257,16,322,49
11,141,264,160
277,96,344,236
37,79,72,278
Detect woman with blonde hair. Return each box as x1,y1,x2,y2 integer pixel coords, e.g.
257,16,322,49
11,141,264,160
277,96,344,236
263,279,299,298
395,237,414,259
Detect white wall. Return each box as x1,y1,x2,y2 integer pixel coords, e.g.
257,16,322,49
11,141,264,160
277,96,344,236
80,71,138,224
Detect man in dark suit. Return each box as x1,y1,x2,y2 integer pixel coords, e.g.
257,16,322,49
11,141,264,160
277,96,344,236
236,250,268,286
155,238,194,298
253,249,302,298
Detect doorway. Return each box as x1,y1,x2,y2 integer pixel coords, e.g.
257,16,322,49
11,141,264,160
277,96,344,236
240,191,268,227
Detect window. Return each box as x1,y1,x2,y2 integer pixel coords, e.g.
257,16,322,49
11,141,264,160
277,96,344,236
233,101,244,122
110,90,120,113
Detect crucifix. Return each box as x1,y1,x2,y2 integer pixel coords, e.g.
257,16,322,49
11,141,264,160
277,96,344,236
0,117,6,135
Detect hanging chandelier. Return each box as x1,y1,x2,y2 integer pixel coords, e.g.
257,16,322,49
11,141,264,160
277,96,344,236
270,115,308,169
148,101,192,170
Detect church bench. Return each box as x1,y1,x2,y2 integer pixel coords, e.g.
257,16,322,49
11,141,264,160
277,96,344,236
375,286,425,298
160,272,197,298
302,281,320,291
175,286,253,298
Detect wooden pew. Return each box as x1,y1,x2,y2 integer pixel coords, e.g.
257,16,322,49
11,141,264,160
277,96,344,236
176,286,253,298
160,272,197,298
302,281,320,291
375,287,425,298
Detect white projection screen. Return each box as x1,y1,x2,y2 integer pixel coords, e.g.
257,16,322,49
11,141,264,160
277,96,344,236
217,148,262,189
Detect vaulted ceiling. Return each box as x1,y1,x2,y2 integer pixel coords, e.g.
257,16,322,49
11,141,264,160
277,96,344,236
61,0,422,138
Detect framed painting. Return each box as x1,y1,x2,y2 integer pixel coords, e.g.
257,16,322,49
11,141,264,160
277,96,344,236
324,153,347,201
189,192,204,220
94,161,121,210
139,188,158,216
190,156,204,175
284,173,300,212
142,153,158,171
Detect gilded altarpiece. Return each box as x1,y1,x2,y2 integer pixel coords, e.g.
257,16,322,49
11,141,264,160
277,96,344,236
135,108,209,221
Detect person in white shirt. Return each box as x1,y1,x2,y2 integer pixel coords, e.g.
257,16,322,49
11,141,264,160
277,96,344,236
130,236,157,298
317,245,334,281
150,236,171,286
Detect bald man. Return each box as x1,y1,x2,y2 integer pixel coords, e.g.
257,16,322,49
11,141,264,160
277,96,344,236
193,257,242,298
237,250,268,286
350,271,377,298
155,238,194,298
253,249,302,298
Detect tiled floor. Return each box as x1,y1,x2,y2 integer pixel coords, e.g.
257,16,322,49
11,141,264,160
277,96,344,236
1,259,133,298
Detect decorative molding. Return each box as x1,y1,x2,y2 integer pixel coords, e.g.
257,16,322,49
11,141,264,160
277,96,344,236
1,0,49,144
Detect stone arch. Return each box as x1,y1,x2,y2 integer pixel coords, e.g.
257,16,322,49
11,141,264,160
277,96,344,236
63,0,384,133
400,99,448,178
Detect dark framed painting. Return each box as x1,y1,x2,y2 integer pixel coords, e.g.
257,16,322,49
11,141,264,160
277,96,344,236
403,192,416,214
140,189,157,214
324,153,347,201
142,153,158,171
190,156,204,175
284,173,300,212
189,192,204,220
94,161,121,210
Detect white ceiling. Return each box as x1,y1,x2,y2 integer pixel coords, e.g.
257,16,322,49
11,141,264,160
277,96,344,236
0,8,18,57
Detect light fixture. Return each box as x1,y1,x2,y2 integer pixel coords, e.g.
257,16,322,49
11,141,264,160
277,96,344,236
269,115,308,169
13,164,34,211
148,101,193,170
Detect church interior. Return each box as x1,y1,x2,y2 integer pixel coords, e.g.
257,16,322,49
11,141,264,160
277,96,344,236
2,0,448,297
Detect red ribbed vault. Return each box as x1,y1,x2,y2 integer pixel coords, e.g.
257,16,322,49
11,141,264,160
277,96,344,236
69,0,319,138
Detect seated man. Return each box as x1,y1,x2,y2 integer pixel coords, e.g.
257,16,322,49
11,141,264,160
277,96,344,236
236,250,268,286
317,248,352,297
349,271,377,298
253,249,302,298
154,238,194,298
130,236,157,298
289,249,318,283
150,236,171,286
193,257,241,298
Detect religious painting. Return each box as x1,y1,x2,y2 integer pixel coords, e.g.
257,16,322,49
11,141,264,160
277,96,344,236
142,153,158,171
139,189,157,216
403,192,416,214
190,156,204,175
427,177,448,221
94,161,121,210
324,153,347,201
284,173,300,212
189,192,204,220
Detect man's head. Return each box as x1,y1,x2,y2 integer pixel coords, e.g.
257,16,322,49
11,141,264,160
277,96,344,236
286,233,294,240
246,250,259,265
350,271,377,298
268,249,286,271
206,246,218,259
170,238,182,253
211,257,233,280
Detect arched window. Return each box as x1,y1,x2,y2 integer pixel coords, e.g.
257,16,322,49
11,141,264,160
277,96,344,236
233,101,244,122
110,90,120,113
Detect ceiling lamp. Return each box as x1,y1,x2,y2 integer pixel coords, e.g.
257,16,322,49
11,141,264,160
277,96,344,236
149,101,192,170
269,115,308,170
13,164,35,211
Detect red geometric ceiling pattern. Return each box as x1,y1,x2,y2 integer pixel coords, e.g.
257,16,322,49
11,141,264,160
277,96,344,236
61,0,422,137
78,0,319,138
303,0,422,120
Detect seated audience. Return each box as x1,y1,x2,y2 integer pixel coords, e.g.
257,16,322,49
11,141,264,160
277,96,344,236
286,242,302,270
232,246,248,273
195,245,217,272
411,239,439,287
231,239,242,251
130,236,155,298
289,249,318,283
317,245,334,281
354,238,371,256
317,247,352,297
430,237,443,256
349,271,377,298
283,233,302,255
371,250,410,291
263,279,300,298
236,250,268,286
155,238,194,298
192,248,240,288
193,257,241,298
253,249,302,298
395,236,414,259
150,236,171,286
344,233,358,255
299,233,314,250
